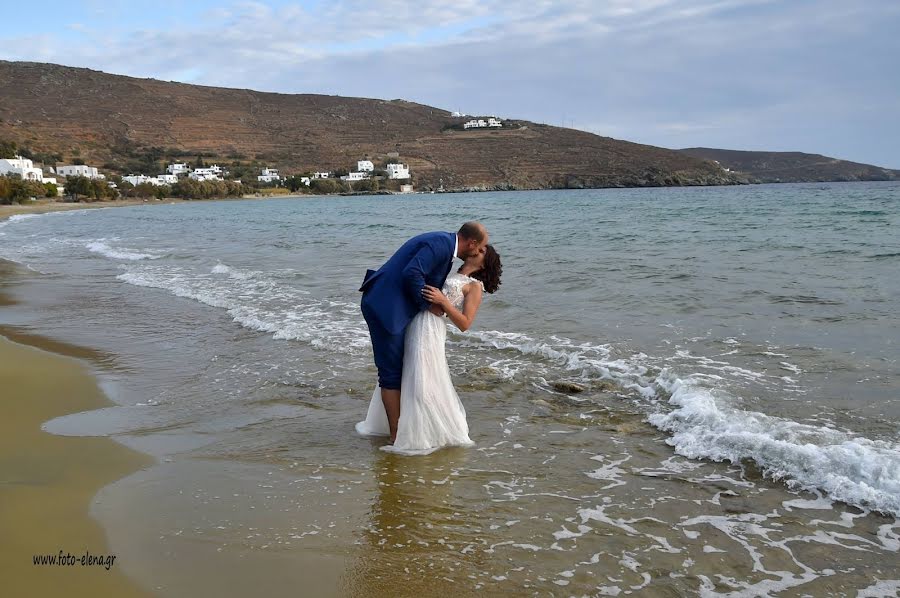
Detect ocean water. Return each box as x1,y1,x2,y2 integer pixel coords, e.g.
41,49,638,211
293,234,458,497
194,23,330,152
1,183,898,596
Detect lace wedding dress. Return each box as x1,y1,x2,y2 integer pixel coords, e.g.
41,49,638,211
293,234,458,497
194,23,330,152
356,272,479,455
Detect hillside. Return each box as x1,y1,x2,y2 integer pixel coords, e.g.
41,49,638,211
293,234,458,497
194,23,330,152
0,61,743,190
677,147,900,183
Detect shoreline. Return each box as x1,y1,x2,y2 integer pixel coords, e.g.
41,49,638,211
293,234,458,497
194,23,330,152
0,192,349,223
4,179,895,223
0,261,153,596
0,196,256,221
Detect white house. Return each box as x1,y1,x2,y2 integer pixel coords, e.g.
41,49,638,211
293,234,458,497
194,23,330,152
462,118,502,129
157,174,178,185
0,156,48,182
386,163,410,180
189,166,224,182
123,174,164,186
300,177,310,186
167,163,189,175
313,171,330,179
357,160,374,172
258,167,282,183
340,171,369,181
56,164,105,179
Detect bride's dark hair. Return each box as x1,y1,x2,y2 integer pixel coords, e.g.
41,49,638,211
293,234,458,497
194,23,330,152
469,244,502,294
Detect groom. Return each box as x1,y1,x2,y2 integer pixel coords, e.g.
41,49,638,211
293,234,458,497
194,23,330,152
360,222,489,443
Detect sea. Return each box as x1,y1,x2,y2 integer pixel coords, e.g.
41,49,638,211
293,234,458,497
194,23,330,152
1,182,898,596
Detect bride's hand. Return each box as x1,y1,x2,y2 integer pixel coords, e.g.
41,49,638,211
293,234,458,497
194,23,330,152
422,285,448,307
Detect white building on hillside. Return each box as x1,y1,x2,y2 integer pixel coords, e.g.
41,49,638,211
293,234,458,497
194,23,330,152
386,163,410,180
167,163,189,175
313,171,330,179
462,117,503,129
157,174,178,185
258,167,282,183
340,171,369,181
0,156,48,182
357,160,374,172
123,174,163,186
190,166,224,182
57,164,105,179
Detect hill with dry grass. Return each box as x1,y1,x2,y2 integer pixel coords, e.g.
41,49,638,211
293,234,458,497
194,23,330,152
1,61,744,190
678,147,900,183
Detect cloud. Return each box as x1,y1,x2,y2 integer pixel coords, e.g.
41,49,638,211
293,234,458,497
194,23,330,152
1,0,898,167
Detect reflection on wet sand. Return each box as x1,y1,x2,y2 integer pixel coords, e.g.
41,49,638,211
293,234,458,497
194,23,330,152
344,446,484,597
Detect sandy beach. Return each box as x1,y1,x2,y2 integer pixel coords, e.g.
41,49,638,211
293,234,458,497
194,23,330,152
0,198,157,220
0,196,266,221
0,261,152,597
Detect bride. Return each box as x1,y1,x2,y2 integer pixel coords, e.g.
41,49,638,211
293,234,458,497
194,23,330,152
356,245,502,455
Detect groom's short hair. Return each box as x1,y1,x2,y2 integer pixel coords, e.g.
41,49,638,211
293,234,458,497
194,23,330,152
458,221,486,242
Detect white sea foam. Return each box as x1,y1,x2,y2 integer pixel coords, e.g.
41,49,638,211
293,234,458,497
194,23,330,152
1,213,42,226
86,241,162,261
115,256,900,519
857,580,900,598
458,330,656,398
0,213,39,235
649,373,900,517
117,262,369,354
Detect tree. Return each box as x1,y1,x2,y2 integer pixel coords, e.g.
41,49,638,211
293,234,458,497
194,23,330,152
172,178,200,199
34,151,63,165
132,182,157,198
0,175,43,204
284,175,311,192
354,178,380,192
0,140,16,159
65,175,94,201
309,178,347,194
43,182,58,197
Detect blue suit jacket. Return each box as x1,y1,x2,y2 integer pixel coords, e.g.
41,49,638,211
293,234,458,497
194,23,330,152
360,231,455,335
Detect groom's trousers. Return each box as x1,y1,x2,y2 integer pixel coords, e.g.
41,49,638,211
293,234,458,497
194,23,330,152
363,311,405,390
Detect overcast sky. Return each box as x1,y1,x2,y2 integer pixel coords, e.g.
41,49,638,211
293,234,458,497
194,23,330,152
3,0,898,167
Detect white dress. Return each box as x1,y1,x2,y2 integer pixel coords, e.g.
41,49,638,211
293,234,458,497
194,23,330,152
355,272,479,455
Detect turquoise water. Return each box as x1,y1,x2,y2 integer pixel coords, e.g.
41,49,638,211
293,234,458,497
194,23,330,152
2,182,898,595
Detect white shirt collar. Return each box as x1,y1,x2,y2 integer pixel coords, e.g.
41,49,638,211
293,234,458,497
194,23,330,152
452,233,459,263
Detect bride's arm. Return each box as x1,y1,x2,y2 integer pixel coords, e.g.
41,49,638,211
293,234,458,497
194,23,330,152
422,283,482,332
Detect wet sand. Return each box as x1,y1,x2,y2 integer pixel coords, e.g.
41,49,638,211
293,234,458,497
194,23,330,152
0,198,159,220
0,267,152,596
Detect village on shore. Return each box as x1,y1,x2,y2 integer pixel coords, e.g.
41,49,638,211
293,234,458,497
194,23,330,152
0,114,513,204
0,152,415,203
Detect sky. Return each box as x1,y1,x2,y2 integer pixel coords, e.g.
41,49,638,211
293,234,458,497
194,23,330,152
2,0,898,168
